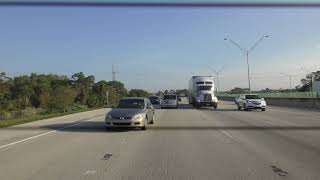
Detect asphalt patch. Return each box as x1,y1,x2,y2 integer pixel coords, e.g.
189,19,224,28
271,165,289,177
102,153,113,160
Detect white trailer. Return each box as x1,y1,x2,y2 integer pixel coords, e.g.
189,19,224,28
188,76,218,109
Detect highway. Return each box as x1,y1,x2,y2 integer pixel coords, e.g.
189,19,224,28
1,101,320,180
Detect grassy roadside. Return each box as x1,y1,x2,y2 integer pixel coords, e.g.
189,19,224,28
0,107,108,128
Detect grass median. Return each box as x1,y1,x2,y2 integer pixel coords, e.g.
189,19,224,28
0,107,108,128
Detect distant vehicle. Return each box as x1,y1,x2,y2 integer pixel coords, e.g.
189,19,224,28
188,76,218,109
160,94,179,109
149,96,160,104
237,94,267,111
105,97,154,130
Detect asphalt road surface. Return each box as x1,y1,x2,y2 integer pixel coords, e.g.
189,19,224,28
1,101,320,180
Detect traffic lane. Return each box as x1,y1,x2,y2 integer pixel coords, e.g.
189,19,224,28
0,108,109,147
105,107,285,180
0,110,165,180
213,101,320,147
1,102,319,179
0,105,279,180
199,102,320,179
226,100,320,126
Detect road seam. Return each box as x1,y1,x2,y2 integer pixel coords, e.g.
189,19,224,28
220,130,234,139
0,116,104,150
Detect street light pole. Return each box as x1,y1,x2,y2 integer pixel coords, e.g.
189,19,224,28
209,66,225,92
246,51,251,93
224,35,269,94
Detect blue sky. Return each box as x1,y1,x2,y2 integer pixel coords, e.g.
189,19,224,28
1,6,320,91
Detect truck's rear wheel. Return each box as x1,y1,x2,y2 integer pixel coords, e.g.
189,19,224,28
213,103,217,110
195,103,200,109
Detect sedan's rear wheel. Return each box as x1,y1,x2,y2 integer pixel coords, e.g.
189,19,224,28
150,114,154,124
105,126,112,131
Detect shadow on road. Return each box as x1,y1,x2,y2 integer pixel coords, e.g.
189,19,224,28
153,104,195,109
4,121,320,133
196,108,240,112
178,104,194,109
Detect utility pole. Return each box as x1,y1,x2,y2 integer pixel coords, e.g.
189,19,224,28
224,35,269,93
106,91,109,105
112,64,116,81
280,73,292,89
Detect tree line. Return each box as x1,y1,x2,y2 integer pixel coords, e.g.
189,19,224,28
296,70,320,92
0,72,150,113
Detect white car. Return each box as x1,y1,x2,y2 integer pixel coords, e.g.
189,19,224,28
237,94,266,111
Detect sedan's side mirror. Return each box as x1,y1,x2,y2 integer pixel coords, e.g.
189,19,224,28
178,98,181,102
261,98,264,100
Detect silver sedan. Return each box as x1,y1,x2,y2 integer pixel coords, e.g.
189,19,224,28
105,97,155,130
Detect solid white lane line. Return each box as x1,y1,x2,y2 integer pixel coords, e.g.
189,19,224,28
220,130,233,139
0,116,104,150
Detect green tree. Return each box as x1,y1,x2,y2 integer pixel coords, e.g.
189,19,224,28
0,72,12,100
297,71,320,92
107,81,127,97
30,74,51,108
0,72,14,110
71,72,95,105
128,89,149,97
48,86,77,112
11,75,34,109
230,87,248,94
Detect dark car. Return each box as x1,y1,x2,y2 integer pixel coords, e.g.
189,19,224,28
105,97,155,130
149,96,160,104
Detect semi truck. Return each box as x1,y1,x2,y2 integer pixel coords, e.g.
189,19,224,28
188,76,218,109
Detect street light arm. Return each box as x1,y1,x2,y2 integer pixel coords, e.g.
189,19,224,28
225,38,247,53
248,35,268,53
208,67,217,73
280,73,290,76
218,66,225,73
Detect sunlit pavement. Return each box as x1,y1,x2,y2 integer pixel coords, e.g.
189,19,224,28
1,101,320,180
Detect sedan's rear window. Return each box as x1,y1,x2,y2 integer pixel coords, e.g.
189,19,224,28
117,99,145,109
245,95,261,99
163,95,177,99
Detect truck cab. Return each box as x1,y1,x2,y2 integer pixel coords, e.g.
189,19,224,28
188,76,218,109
